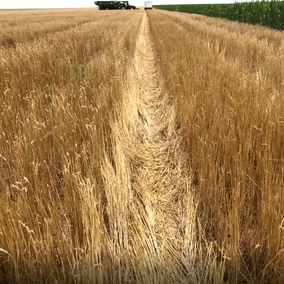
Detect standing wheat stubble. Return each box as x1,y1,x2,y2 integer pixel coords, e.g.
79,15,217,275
0,10,143,283
149,9,284,284
3,6,284,284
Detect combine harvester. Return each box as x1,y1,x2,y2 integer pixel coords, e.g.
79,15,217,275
95,1,137,10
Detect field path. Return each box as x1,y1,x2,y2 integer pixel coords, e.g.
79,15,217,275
108,12,199,282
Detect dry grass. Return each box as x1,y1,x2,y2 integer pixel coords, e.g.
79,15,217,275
0,9,104,48
149,10,284,283
2,7,284,284
105,14,215,283
0,9,141,283
0,8,220,284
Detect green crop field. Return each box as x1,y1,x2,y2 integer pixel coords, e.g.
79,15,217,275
155,0,284,30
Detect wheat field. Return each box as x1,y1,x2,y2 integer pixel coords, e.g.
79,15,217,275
0,8,284,284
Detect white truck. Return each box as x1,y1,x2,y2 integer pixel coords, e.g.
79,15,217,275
144,1,152,10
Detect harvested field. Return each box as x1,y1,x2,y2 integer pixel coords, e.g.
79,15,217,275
149,10,284,284
1,8,284,284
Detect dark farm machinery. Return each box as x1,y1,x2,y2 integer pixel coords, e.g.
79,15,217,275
95,1,137,10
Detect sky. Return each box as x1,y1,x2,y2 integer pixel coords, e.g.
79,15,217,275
0,0,248,10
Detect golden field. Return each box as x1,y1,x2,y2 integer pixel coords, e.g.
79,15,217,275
0,8,284,284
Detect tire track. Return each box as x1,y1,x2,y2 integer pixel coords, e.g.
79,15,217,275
104,12,199,283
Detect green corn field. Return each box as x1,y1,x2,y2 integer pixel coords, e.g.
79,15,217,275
155,0,284,30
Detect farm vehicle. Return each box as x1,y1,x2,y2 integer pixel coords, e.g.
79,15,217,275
95,1,137,10
144,1,153,10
